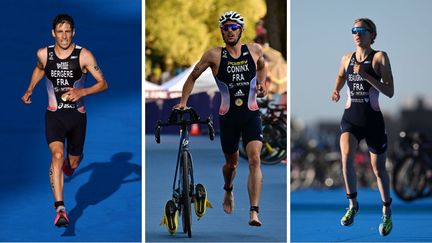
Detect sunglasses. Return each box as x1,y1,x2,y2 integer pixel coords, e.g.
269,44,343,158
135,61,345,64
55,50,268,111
351,27,370,35
221,24,242,31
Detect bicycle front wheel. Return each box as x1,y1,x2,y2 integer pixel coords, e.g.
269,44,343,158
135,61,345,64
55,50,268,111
181,151,192,237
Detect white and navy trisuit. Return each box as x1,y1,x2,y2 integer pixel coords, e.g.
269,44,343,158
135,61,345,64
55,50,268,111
214,44,263,154
341,50,387,154
44,44,87,156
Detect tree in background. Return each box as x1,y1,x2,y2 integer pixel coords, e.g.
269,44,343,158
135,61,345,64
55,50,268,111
145,0,267,79
264,0,287,60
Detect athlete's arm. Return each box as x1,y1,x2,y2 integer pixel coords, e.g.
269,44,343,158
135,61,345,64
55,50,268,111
332,54,349,102
66,48,108,102
253,43,268,97
22,48,46,104
354,51,394,98
174,48,218,109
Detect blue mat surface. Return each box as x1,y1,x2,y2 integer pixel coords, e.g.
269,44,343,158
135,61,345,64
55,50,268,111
145,134,287,242
0,0,141,242
292,189,432,242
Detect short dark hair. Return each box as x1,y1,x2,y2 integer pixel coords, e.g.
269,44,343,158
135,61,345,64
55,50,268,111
52,14,74,30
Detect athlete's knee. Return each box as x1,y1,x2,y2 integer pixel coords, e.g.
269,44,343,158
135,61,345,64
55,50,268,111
248,159,261,171
51,151,64,161
341,158,355,169
247,153,260,168
224,151,239,169
340,146,355,161
247,148,261,169
340,134,357,158
372,165,387,179
224,160,238,170
371,154,387,178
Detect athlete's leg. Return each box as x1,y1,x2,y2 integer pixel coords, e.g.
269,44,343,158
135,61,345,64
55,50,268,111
222,151,238,214
49,141,65,203
340,132,359,208
245,141,262,225
370,151,393,236
67,154,83,169
245,140,263,226
64,113,86,174
369,152,391,215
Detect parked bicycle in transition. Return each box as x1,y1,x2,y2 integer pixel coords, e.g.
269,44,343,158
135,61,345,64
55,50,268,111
392,131,432,201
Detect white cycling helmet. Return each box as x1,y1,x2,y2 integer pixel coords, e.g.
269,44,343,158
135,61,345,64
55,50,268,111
219,11,244,27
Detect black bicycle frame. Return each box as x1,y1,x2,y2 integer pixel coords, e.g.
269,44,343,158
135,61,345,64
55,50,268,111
172,124,195,201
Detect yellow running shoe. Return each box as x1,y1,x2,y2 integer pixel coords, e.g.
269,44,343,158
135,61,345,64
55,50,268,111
160,200,178,234
194,184,212,219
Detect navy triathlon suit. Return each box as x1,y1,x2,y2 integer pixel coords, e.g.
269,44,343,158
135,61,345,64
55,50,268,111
215,44,262,154
341,50,387,154
44,44,87,156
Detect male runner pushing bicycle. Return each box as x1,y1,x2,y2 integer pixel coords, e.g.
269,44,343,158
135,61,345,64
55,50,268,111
174,11,267,226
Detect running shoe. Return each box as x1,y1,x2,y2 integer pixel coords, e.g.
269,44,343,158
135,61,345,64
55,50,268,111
193,184,212,219
54,206,69,227
62,159,75,176
62,155,84,176
160,200,178,235
379,215,392,236
340,204,359,226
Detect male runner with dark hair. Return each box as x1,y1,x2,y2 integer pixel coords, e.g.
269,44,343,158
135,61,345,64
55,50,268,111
175,11,267,226
21,14,108,227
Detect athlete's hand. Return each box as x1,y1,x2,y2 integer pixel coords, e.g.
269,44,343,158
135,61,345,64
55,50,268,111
21,91,32,104
353,62,364,75
331,89,340,102
256,83,267,98
173,103,188,109
63,88,86,102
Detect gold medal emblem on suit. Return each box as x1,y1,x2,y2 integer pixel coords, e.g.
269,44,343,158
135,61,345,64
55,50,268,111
235,98,243,106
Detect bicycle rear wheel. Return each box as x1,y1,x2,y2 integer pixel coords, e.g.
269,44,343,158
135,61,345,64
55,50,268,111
261,121,287,165
393,157,427,201
181,151,192,237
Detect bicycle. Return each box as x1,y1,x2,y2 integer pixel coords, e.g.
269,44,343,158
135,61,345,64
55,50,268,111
392,131,432,201
155,107,215,238
239,98,287,165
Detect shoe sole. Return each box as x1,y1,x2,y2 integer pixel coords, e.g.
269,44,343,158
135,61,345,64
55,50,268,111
379,223,392,236
55,217,69,227
340,220,354,227
165,200,177,234
195,184,206,217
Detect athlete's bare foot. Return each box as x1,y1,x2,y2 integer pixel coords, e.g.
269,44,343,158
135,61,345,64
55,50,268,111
249,210,262,227
222,190,234,214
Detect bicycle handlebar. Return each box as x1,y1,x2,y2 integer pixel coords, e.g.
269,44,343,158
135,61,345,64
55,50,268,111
155,107,215,143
